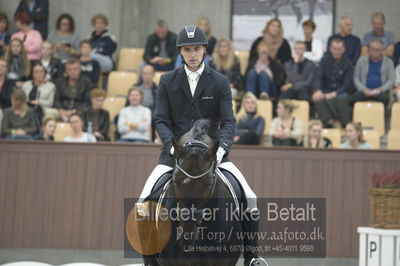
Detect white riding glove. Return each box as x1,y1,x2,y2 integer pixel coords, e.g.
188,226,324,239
216,147,226,165
170,146,175,156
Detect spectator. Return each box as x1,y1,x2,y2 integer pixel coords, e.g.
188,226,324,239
301,120,332,148
81,88,109,141
234,92,265,145
1,89,39,140
313,39,353,128
340,122,372,149
35,115,55,141
210,38,243,97
54,58,95,121
22,63,57,119
144,20,177,71
47,13,80,63
394,41,400,66
302,20,324,63
34,41,64,82
80,40,100,84
280,41,316,101
89,13,117,71
0,59,17,110
269,99,303,146
14,0,49,40
394,63,400,101
249,18,292,65
246,41,286,99
327,16,361,65
361,12,396,58
64,112,96,143
117,87,151,143
197,16,217,56
12,12,43,60
135,64,156,113
353,39,395,107
0,13,11,58
4,38,31,84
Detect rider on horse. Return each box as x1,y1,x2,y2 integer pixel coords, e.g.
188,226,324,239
139,25,267,266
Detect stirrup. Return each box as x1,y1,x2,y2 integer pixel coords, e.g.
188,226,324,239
248,257,269,266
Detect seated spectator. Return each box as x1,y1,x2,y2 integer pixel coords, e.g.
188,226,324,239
144,20,177,71
234,92,265,145
89,13,117,71
353,39,396,107
1,89,39,140
64,112,96,142
15,0,49,39
54,58,95,121
394,64,400,101
340,122,372,149
327,16,361,65
210,38,243,97
47,13,80,63
302,20,324,63
117,87,151,143
80,40,100,84
34,41,64,82
394,41,400,66
246,41,285,99
280,41,316,101
135,64,156,113
4,38,31,85
0,59,17,110
269,100,303,146
22,63,57,119
81,88,109,141
12,12,43,60
197,16,217,56
361,12,395,58
36,115,55,141
313,39,353,128
249,18,292,65
0,13,11,58
301,120,332,148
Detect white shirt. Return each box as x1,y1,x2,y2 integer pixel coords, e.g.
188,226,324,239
184,62,205,96
64,133,97,143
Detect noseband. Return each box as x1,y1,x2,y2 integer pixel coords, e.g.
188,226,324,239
175,140,216,180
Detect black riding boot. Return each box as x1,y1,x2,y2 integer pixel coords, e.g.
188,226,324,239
242,210,268,266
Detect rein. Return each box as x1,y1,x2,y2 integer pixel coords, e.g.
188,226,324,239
175,159,215,180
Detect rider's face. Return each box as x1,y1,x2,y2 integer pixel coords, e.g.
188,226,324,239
180,45,206,70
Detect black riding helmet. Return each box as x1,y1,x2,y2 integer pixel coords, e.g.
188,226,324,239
176,25,208,68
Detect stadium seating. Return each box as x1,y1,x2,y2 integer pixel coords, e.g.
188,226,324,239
387,129,400,150
102,97,126,121
153,71,167,85
391,102,400,130
234,50,249,76
54,122,73,141
362,129,380,149
321,128,342,148
117,48,144,72
353,102,385,136
107,72,138,97
257,99,273,135
291,100,310,134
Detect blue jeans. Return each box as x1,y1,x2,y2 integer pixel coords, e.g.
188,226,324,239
5,134,35,140
246,69,277,97
118,138,149,143
91,53,113,71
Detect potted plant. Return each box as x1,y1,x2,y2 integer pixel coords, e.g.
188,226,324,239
370,170,400,229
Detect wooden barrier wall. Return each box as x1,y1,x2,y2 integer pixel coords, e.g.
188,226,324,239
0,141,399,257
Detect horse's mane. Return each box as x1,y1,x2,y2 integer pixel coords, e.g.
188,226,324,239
179,119,214,147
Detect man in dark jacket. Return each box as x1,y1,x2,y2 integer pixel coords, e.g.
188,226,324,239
139,25,267,266
15,0,49,39
54,58,95,121
312,39,353,128
143,20,177,71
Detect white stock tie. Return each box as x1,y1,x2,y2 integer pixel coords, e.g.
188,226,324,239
188,72,200,96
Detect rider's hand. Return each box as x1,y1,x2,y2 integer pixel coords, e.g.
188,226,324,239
170,146,175,156
216,147,225,165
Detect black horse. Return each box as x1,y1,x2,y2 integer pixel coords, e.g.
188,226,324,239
142,120,244,266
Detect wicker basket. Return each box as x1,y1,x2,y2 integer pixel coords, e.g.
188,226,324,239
370,188,400,229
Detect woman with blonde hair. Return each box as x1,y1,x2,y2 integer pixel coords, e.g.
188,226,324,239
210,38,243,96
34,41,64,81
340,122,372,149
269,99,302,146
4,38,31,84
248,18,292,65
301,120,332,148
197,16,217,55
234,92,265,145
1,89,39,140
